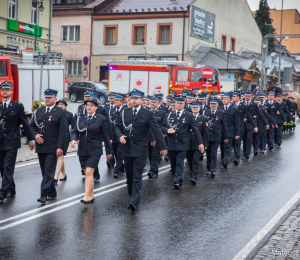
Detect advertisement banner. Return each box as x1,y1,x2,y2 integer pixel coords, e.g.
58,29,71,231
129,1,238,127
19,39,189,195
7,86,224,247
7,20,42,37
190,6,215,43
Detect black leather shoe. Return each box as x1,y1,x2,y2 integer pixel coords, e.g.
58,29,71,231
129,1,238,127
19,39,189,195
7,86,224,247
147,172,152,179
254,152,258,156
173,183,180,190
94,177,100,182
245,155,250,159
220,163,227,169
277,142,282,147
85,198,95,204
46,196,57,201
6,192,16,198
210,172,215,178
80,199,88,204
269,145,273,151
59,175,67,181
54,179,58,185
191,179,197,185
37,196,47,204
113,173,119,179
127,203,136,212
234,159,239,165
261,150,265,154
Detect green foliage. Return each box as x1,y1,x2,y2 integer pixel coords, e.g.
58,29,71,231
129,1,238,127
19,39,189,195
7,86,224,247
254,0,276,51
31,100,45,111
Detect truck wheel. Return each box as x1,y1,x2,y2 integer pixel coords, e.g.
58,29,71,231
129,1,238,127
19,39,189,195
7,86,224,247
70,93,77,102
99,95,105,105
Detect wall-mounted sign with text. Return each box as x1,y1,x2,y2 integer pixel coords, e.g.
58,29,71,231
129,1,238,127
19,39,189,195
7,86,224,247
190,6,215,43
7,20,42,37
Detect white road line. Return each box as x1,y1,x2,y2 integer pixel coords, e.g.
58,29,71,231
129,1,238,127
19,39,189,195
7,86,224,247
233,189,300,260
0,168,170,232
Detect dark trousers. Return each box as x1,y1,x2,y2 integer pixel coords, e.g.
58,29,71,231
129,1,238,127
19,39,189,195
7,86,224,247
274,123,283,144
243,129,254,156
0,149,18,197
169,150,187,185
108,143,115,166
38,153,57,198
112,143,124,175
148,143,160,176
261,128,267,151
220,137,234,165
124,156,147,206
206,141,220,172
233,131,244,160
253,129,263,153
268,127,275,147
186,149,202,181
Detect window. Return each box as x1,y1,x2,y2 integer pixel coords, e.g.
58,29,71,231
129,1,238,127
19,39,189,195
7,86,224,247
62,26,80,42
93,82,107,90
0,61,7,77
221,35,227,51
103,25,118,45
66,0,84,4
177,70,189,82
67,61,82,75
132,24,147,44
31,1,37,24
9,0,17,19
191,71,202,81
231,37,236,53
157,23,173,44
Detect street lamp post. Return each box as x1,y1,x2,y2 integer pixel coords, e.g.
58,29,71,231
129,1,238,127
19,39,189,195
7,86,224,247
34,1,45,51
278,0,284,89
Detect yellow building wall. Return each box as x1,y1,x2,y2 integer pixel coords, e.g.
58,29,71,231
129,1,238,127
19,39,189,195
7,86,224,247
0,1,8,17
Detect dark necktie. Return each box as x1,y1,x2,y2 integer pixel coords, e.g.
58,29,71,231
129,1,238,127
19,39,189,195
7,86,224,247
45,107,50,116
4,103,7,112
116,108,119,115
88,115,92,121
133,109,137,119
225,106,227,111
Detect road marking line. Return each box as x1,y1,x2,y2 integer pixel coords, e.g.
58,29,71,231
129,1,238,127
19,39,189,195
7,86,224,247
0,168,170,232
233,189,300,260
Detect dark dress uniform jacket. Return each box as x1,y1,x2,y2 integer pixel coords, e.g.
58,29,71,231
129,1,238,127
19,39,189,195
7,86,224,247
221,105,240,138
244,101,265,130
115,107,166,157
204,109,229,142
265,100,285,123
30,106,67,153
233,102,256,133
0,100,33,150
256,107,275,131
161,110,203,151
71,114,111,157
277,101,292,124
189,115,209,150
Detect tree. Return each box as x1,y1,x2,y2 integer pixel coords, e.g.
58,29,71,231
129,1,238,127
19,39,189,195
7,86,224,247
254,0,275,51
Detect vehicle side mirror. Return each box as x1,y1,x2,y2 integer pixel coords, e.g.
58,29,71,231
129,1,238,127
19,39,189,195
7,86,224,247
213,80,217,86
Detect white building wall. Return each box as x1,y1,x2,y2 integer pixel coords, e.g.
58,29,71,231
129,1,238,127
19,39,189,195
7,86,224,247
188,0,262,54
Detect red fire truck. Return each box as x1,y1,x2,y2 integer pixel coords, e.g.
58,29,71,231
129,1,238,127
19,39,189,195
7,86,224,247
172,66,221,95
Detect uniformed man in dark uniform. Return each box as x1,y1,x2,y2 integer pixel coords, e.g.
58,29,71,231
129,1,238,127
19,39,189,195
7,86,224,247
205,98,228,178
165,96,173,111
192,87,200,98
162,97,204,189
0,81,35,202
30,89,67,204
142,95,148,108
105,92,116,111
219,93,240,169
74,91,91,121
184,92,196,112
169,91,176,99
111,94,126,178
115,89,167,212
148,96,168,179
145,95,151,110
288,96,297,131
282,93,292,132
186,102,209,184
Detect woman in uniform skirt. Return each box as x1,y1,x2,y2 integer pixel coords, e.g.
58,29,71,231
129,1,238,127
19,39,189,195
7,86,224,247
54,99,75,184
71,97,111,204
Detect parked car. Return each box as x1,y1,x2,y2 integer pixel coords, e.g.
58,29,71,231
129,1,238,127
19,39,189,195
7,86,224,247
68,81,108,105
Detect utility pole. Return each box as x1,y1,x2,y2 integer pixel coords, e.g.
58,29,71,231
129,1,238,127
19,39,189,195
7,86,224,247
278,0,284,89
261,37,269,93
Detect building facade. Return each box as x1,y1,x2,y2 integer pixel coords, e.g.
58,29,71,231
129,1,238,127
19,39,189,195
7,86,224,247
0,0,52,52
89,0,262,82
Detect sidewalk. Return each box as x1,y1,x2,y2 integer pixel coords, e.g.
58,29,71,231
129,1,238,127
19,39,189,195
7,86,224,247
16,137,77,164
253,204,300,260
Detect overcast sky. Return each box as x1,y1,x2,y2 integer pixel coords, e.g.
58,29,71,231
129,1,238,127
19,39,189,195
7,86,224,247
247,0,300,11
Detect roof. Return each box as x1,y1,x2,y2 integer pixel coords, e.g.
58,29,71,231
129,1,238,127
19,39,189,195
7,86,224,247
92,0,195,13
84,0,106,9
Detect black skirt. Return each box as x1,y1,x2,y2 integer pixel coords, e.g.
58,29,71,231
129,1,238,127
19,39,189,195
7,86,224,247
79,155,101,169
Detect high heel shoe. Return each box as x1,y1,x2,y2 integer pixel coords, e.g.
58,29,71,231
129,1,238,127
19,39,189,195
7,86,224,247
59,175,67,181
80,198,94,204
54,179,58,185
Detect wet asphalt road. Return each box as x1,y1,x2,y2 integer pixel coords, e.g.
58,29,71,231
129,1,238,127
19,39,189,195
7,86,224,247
1,126,300,260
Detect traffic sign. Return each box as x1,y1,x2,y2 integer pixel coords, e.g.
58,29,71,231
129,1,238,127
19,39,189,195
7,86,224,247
82,69,88,78
83,56,89,66
83,65,88,69
201,66,214,79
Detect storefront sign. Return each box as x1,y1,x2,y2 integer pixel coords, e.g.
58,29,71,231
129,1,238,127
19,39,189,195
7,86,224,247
7,20,42,37
128,56,146,61
242,74,254,81
190,6,215,43
159,56,178,61
219,73,234,82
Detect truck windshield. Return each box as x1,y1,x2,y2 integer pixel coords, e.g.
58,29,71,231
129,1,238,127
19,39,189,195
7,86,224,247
0,61,7,77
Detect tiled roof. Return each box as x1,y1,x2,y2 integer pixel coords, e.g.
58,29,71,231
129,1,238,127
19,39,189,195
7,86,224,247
93,0,195,13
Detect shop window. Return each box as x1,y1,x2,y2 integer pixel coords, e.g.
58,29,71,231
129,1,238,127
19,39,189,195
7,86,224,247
62,25,80,42
132,24,147,44
9,0,17,20
157,23,172,44
67,60,82,75
221,35,227,51
103,25,118,45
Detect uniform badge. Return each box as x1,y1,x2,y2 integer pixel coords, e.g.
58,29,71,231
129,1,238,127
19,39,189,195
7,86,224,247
206,122,208,127
49,116,52,121
216,116,218,120
182,118,185,123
